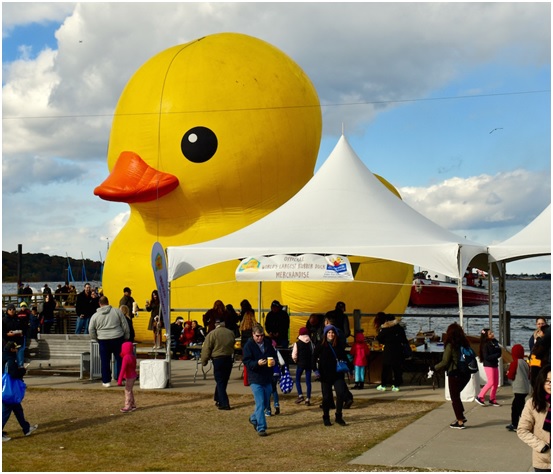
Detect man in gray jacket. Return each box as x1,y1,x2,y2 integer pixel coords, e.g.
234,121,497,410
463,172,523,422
201,320,236,410
89,296,130,387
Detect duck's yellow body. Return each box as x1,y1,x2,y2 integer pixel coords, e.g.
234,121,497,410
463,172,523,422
95,33,411,342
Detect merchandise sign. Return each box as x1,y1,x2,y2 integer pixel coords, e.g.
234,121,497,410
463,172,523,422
236,254,353,281
151,242,170,329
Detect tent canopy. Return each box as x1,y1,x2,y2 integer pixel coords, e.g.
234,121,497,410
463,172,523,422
488,204,551,264
167,135,488,283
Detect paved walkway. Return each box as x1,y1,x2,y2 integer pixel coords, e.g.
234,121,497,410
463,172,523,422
25,357,533,472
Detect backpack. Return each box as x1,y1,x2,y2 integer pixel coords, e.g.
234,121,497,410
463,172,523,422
458,345,478,374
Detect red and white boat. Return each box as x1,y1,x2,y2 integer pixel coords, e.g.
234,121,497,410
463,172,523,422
409,269,489,307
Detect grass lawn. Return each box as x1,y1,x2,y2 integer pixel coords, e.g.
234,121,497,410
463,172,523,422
2,388,442,472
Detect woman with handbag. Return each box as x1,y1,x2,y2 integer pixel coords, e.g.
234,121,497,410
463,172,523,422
2,341,38,442
313,325,349,426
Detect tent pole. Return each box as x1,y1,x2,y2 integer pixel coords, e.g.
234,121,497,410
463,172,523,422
258,281,262,324
488,261,493,330
457,247,464,328
166,280,172,385
498,262,507,346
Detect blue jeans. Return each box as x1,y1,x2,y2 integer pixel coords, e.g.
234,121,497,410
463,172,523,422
213,357,233,408
2,402,30,434
249,383,272,432
98,337,124,383
270,379,279,407
295,367,312,398
75,317,90,334
17,338,26,367
354,365,365,383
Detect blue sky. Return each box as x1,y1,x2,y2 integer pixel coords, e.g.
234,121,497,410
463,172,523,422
2,2,551,275
2,22,59,62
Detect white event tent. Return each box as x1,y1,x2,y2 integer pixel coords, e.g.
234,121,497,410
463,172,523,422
488,204,551,264
487,204,551,344
167,135,489,323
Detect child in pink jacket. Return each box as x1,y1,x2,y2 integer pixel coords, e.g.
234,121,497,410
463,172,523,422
349,332,370,389
117,341,137,413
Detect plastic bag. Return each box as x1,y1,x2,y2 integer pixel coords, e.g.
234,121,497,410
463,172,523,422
2,373,26,404
278,365,293,394
276,350,286,366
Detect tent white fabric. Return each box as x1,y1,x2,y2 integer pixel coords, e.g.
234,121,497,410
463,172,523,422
486,204,550,345
488,204,551,263
167,135,488,283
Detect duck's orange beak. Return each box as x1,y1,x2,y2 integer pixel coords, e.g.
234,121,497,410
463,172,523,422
94,152,179,203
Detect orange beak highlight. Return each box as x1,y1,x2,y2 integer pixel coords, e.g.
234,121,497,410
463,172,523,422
94,151,179,203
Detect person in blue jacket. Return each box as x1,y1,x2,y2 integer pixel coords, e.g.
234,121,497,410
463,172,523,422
2,342,38,441
242,323,277,437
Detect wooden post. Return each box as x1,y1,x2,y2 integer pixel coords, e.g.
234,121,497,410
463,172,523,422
17,244,22,288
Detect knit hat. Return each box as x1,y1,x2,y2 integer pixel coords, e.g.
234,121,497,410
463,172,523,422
19,301,28,307
271,300,282,308
323,325,337,336
299,327,308,336
6,303,16,311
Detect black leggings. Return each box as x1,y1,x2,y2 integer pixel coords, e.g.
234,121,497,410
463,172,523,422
320,378,347,417
381,363,403,387
511,393,527,427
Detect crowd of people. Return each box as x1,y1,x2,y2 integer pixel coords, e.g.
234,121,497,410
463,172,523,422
2,287,551,470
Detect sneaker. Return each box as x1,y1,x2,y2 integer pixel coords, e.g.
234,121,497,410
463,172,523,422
120,407,132,413
274,406,280,415
376,385,387,391
264,410,272,417
305,398,311,406
490,400,501,407
131,406,137,412
323,418,332,426
295,396,305,404
2,435,11,442
25,425,38,436
102,382,111,388
391,386,400,392
258,430,268,437
475,396,486,406
506,424,516,432
449,421,466,430
344,399,353,409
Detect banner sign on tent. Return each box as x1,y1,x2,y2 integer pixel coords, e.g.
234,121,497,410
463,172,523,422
235,254,353,281
151,242,170,329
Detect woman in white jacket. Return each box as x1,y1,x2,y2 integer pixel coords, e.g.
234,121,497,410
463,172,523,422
517,365,551,472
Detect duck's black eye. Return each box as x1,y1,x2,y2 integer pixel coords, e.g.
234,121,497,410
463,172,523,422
181,126,218,163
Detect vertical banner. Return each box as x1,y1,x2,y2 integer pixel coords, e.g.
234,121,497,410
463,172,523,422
151,242,170,330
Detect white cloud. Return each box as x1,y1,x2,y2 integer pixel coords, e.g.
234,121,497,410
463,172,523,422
2,2,76,32
1,3,550,273
399,169,551,232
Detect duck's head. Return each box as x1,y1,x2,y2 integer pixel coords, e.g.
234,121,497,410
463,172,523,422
94,33,322,240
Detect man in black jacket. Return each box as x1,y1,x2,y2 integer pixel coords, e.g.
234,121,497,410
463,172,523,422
2,304,26,367
75,283,99,335
264,300,290,348
325,301,351,347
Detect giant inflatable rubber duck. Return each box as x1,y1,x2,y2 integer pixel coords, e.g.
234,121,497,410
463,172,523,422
94,33,411,341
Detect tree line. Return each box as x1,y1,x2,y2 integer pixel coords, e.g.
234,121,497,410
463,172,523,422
2,251,102,283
